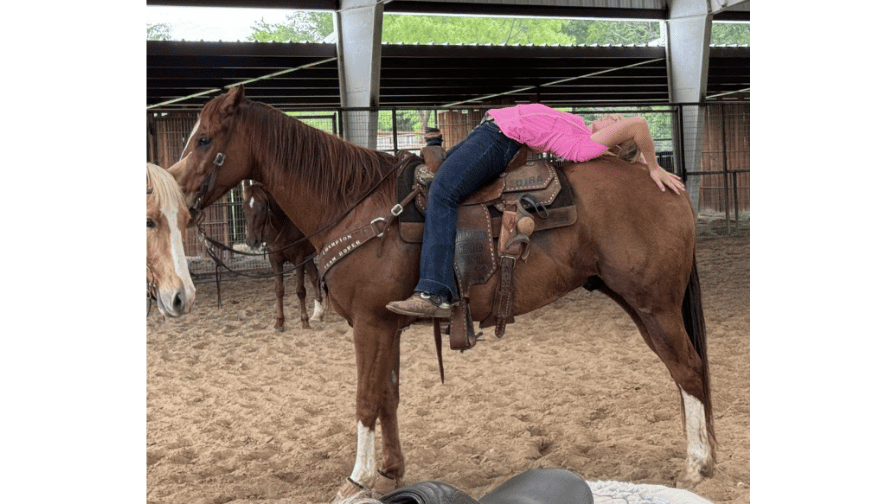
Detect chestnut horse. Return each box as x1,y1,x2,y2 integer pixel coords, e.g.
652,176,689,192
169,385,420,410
242,182,324,330
147,162,195,317
170,86,714,497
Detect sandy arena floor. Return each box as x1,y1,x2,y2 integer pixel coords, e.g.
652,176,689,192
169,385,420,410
147,235,749,504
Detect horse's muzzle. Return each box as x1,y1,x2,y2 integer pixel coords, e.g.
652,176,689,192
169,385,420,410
157,286,195,317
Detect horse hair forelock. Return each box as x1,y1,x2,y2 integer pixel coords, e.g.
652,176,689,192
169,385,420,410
147,163,187,210
228,99,401,218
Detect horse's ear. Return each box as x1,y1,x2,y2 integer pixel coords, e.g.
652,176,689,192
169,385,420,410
220,85,245,115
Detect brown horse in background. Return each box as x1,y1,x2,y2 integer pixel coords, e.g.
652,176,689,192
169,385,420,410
147,162,195,317
170,86,714,499
242,182,324,331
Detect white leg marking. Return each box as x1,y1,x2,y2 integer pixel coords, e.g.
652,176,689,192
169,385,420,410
310,299,323,321
349,422,376,487
248,197,255,209
680,387,711,478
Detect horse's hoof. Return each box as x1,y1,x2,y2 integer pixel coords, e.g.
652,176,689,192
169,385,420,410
302,321,312,330
275,323,285,332
371,473,401,497
332,478,369,503
676,464,710,489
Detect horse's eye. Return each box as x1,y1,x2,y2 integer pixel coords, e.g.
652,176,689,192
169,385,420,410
147,218,156,229
198,135,211,146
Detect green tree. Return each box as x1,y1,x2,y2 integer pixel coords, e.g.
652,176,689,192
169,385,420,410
563,20,660,45
248,11,333,42
710,22,749,45
382,15,574,45
147,23,172,41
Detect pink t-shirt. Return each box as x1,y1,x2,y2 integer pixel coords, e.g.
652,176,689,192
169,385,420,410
488,104,609,162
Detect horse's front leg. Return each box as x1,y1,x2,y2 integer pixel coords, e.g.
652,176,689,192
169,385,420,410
295,263,311,329
372,325,403,494
334,311,403,500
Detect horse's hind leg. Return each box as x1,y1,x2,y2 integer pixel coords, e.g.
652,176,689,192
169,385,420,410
307,259,324,322
638,309,715,487
271,258,286,332
295,263,311,329
588,275,714,486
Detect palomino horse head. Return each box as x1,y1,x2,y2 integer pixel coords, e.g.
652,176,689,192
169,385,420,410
241,182,272,250
147,162,196,317
170,85,255,216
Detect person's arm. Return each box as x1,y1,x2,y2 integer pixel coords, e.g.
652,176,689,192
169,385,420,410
589,116,685,194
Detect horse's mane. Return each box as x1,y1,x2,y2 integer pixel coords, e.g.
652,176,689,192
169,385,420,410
236,100,401,216
147,163,187,211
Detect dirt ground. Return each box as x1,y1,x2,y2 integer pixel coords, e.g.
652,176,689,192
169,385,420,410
147,235,749,504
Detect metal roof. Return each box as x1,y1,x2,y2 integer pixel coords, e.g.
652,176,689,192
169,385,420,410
146,40,749,112
146,0,749,111
147,0,749,21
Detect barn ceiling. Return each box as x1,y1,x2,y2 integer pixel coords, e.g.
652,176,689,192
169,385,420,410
146,0,749,112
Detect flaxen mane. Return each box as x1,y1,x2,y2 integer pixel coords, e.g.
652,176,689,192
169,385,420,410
147,163,187,211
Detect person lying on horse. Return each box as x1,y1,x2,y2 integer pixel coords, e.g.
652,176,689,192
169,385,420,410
386,103,684,319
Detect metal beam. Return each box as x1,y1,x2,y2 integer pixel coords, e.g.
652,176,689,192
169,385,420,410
666,0,716,209
335,0,383,148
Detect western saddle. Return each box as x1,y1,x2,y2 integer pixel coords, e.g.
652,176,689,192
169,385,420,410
317,136,579,377
397,143,578,353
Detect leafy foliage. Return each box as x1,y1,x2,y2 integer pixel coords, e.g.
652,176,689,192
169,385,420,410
564,20,661,45
147,23,172,41
383,15,574,45
247,11,333,42
710,22,750,45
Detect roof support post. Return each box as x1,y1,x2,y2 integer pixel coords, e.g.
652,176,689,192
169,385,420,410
666,0,747,210
335,0,383,149
665,0,713,211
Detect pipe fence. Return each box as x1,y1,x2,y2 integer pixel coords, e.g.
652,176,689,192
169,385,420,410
147,101,748,281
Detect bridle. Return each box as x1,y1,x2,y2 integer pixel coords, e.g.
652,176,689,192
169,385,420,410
146,185,158,317
188,151,225,223
190,143,413,262
184,128,416,306
146,266,157,317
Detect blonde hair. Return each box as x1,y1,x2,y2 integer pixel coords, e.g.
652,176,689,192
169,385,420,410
147,162,187,208
606,139,641,163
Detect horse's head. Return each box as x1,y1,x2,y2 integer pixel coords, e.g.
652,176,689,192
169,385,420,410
241,182,272,250
147,163,196,317
172,85,254,216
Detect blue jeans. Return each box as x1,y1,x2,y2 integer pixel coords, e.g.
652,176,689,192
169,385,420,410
415,120,522,302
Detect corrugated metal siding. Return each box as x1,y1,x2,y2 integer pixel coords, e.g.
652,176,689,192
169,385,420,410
395,0,667,8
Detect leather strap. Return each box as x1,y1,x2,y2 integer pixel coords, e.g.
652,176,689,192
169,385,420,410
319,184,423,282
432,320,445,384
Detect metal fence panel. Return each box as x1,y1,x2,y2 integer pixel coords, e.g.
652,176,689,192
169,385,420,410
147,101,748,281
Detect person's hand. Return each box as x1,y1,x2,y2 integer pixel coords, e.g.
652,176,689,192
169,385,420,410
649,166,685,194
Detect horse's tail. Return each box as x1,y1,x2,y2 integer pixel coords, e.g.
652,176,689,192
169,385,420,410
682,253,715,443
